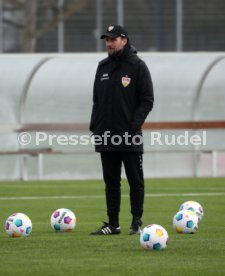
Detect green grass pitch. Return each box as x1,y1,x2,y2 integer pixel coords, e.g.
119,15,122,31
0,178,225,276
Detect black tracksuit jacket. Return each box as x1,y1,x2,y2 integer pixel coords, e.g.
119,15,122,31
90,44,154,152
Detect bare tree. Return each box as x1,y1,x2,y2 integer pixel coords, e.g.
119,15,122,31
3,0,89,52
22,0,37,52
35,0,88,41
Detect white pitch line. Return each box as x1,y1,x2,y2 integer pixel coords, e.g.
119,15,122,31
145,192,225,197
0,195,105,201
0,192,225,201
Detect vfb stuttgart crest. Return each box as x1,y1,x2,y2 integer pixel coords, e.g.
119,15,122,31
121,76,131,87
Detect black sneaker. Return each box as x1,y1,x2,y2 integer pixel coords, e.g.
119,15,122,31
129,218,142,235
90,222,121,235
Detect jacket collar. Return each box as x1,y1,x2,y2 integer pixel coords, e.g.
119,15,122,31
109,43,137,61
98,44,139,67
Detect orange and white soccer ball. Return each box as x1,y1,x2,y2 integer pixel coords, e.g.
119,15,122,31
179,201,204,221
140,224,169,250
173,209,199,234
50,208,76,232
5,213,32,237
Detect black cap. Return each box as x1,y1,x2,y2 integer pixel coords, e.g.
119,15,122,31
100,25,128,39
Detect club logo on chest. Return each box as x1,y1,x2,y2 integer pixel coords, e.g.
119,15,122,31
121,76,131,87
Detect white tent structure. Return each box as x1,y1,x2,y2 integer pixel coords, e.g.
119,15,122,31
0,53,225,180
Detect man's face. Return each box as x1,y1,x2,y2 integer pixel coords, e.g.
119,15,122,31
105,37,127,56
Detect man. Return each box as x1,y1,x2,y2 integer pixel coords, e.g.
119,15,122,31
90,25,154,235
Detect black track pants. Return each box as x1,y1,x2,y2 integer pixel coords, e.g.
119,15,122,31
100,151,144,225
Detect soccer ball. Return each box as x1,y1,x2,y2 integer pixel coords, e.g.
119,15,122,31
50,208,76,232
5,213,32,237
179,200,204,220
173,209,199,234
140,224,169,250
